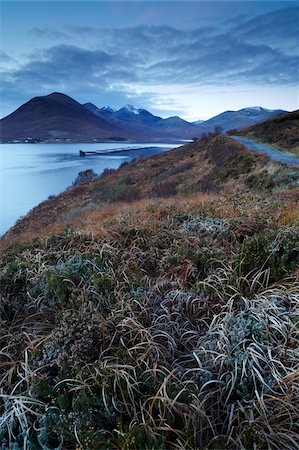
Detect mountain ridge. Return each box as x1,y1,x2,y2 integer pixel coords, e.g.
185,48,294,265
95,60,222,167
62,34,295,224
198,106,287,133
0,92,288,142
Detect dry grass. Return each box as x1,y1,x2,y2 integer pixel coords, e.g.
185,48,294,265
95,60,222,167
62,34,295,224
0,190,299,448
240,109,299,154
1,134,290,253
281,205,299,226
1,134,299,448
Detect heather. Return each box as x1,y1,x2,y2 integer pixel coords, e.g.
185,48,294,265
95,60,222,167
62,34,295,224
1,135,299,449
1,187,299,449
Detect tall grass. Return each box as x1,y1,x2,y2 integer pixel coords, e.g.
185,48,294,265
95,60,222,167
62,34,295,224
0,193,298,448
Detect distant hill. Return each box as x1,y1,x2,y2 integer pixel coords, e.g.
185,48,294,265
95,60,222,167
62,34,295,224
239,109,299,154
154,116,201,139
0,93,128,141
198,107,286,133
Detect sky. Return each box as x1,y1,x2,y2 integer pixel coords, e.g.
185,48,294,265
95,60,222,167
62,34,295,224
0,0,298,120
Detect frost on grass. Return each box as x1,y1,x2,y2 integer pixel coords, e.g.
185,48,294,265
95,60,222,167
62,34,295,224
0,218,298,449
182,215,230,236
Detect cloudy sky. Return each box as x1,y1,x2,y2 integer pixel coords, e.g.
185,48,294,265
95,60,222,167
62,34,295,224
0,0,298,120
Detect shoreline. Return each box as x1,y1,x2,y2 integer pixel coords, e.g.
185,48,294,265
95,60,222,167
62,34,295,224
0,139,185,145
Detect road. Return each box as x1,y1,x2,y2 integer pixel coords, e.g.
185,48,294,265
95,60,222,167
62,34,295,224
232,136,299,167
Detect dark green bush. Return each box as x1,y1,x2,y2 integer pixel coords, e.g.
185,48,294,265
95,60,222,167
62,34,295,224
235,227,299,281
29,255,115,307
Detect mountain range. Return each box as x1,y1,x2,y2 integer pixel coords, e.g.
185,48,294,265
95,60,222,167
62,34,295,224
0,92,286,142
83,101,199,140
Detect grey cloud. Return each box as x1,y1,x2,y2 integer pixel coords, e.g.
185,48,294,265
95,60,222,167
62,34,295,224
30,27,72,41
1,44,139,104
223,14,251,25
1,6,298,112
143,32,298,86
0,51,14,62
232,6,299,54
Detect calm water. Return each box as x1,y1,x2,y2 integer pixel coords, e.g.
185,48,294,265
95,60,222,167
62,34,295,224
0,142,179,236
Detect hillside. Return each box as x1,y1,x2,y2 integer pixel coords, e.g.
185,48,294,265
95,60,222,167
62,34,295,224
0,93,129,141
0,136,278,248
1,134,299,449
2,134,299,251
239,109,299,154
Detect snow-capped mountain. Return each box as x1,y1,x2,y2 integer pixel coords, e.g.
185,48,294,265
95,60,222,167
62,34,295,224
196,107,286,132
100,106,116,114
122,104,141,115
82,102,203,138
113,105,161,125
83,102,287,138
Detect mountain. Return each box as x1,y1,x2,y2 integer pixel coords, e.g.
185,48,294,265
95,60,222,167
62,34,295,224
83,103,202,139
115,104,143,117
239,109,299,154
154,116,201,139
198,107,286,133
84,103,163,129
84,103,166,139
192,119,204,125
0,93,128,141
100,106,116,114
113,105,162,127
0,94,203,142
83,103,116,117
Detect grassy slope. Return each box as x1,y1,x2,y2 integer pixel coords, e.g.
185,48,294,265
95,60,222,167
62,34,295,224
238,109,299,155
1,135,298,251
1,135,299,449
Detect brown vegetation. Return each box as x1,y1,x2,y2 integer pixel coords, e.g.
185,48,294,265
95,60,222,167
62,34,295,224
2,135,294,251
239,109,299,154
1,134,299,449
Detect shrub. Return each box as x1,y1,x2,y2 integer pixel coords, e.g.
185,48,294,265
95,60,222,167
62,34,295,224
72,169,98,186
156,161,194,181
1,201,299,449
100,167,117,178
151,180,177,197
107,180,135,201
119,160,130,169
236,227,299,282
29,254,116,308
